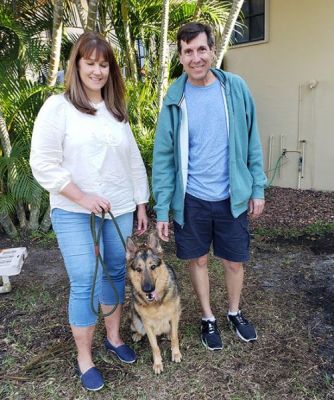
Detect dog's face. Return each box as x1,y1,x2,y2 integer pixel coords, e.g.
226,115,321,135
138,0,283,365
126,233,167,302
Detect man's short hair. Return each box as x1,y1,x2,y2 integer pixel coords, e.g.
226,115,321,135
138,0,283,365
177,22,215,53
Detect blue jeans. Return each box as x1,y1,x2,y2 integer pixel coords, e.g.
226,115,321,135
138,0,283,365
51,209,133,327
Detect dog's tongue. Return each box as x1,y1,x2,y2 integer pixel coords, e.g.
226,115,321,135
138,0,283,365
151,290,158,300
146,290,159,302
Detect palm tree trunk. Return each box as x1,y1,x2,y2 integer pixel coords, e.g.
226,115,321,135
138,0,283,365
0,210,18,238
0,112,11,158
27,192,42,231
28,0,63,231
0,112,21,233
148,35,158,71
47,0,64,86
17,202,27,229
193,0,205,19
121,0,138,82
215,0,244,68
86,0,99,32
157,0,170,110
40,206,52,233
97,1,108,35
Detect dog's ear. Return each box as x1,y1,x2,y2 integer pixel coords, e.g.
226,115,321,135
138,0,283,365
126,237,137,261
148,232,163,255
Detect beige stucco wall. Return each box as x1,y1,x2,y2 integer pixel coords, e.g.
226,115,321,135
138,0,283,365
224,0,334,190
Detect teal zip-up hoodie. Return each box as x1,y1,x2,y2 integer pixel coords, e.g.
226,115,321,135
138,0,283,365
152,68,267,226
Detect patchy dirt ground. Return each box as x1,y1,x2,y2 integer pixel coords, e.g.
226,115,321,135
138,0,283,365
0,187,334,399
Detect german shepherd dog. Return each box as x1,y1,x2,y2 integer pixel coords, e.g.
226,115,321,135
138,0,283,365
126,233,182,374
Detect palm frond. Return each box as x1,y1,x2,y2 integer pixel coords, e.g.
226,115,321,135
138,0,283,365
0,192,16,215
0,70,48,134
63,0,82,29
0,5,29,62
0,139,43,204
18,0,54,34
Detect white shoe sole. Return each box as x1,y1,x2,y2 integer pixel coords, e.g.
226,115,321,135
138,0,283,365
201,337,224,351
84,383,104,392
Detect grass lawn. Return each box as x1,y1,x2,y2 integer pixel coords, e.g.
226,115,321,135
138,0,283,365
0,234,333,400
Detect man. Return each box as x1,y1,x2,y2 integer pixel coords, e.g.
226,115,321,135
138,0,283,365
152,22,267,350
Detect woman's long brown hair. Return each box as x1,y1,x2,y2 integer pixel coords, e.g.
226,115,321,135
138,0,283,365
65,32,127,122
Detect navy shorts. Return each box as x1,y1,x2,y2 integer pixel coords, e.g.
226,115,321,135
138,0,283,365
173,193,250,262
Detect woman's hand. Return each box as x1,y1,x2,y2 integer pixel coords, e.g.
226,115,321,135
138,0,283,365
77,194,111,214
136,204,148,235
60,182,111,213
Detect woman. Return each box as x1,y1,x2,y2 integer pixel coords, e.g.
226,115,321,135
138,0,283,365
30,32,149,391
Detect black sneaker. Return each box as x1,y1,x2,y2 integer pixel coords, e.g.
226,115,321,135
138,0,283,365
201,320,224,350
227,312,257,342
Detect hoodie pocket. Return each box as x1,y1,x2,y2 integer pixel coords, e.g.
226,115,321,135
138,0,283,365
232,160,253,206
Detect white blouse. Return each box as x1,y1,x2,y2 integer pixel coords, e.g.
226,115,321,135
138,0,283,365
30,94,150,217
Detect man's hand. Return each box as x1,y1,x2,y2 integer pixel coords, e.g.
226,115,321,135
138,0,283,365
136,204,148,235
156,221,169,242
248,198,265,219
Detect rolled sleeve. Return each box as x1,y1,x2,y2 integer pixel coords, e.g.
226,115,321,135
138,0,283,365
30,95,72,193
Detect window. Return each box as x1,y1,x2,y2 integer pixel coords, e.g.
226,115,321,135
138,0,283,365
231,0,266,45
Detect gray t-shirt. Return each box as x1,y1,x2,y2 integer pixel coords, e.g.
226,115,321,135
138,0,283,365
185,78,229,201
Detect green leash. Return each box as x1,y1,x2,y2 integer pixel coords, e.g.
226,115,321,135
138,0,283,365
89,210,126,318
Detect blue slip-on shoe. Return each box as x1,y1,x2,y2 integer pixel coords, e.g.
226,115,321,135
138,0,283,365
77,365,104,391
104,338,137,363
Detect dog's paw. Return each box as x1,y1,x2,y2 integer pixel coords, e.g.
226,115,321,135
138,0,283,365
132,332,142,342
153,361,164,374
172,349,182,363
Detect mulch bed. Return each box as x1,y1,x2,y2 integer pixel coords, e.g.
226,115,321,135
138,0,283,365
251,186,334,231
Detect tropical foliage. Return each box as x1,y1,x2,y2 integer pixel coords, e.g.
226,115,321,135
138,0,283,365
0,0,240,237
